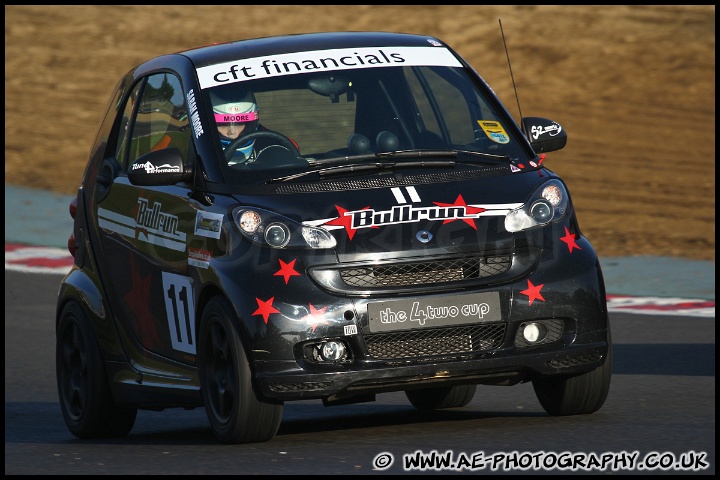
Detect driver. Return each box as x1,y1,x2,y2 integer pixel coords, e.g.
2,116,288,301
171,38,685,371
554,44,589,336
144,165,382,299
209,88,262,165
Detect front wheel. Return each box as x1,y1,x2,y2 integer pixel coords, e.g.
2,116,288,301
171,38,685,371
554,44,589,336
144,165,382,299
56,301,137,438
198,296,283,444
405,384,477,411
532,345,612,416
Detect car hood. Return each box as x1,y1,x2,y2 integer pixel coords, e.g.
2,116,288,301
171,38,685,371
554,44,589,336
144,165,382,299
231,169,552,262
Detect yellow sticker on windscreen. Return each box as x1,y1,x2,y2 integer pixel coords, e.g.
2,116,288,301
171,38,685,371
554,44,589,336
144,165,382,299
478,120,510,144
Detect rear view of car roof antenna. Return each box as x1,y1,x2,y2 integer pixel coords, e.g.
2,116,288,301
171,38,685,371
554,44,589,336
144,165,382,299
499,19,527,137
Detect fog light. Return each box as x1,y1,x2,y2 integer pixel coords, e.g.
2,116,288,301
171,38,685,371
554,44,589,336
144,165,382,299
321,341,347,361
524,324,540,342
522,322,547,343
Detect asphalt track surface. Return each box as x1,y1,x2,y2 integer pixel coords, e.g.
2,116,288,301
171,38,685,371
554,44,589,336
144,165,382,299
4,184,716,474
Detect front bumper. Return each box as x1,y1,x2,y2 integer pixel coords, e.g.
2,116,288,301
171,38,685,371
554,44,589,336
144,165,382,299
219,227,609,402
254,328,609,401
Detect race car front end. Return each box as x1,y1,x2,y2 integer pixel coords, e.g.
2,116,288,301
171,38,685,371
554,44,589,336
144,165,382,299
214,170,609,404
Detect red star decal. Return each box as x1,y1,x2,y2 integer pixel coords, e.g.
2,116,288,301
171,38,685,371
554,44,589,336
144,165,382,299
303,304,328,333
123,256,164,349
560,226,582,253
134,225,150,242
520,280,545,306
252,297,280,324
322,205,371,240
432,194,486,230
274,258,301,284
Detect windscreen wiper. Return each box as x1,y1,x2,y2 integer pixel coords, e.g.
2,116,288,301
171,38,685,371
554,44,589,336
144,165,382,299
308,149,509,167
450,149,511,162
303,150,456,169
378,149,511,163
268,159,456,183
318,160,458,177
267,149,511,183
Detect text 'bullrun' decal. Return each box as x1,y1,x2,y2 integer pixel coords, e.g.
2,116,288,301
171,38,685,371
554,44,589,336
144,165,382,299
97,198,186,252
197,46,462,89
303,186,522,240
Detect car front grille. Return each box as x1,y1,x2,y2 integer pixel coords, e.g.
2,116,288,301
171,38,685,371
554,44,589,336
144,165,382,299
308,255,513,295
268,381,333,392
363,324,505,360
548,354,603,369
340,255,510,288
272,166,510,194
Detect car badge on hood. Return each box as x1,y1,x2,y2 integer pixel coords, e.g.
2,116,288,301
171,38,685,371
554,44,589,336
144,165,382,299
417,230,433,243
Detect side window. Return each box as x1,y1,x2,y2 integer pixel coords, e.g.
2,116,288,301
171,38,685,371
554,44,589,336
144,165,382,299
114,82,143,170
127,73,191,167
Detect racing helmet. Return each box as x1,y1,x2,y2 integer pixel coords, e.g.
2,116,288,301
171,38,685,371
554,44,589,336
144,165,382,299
209,88,259,161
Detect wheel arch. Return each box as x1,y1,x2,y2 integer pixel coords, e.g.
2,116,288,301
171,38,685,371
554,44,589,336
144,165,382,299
57,269,127,363
195,285,259,368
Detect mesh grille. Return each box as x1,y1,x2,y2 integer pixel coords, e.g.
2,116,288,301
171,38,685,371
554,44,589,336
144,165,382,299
268,381,333,392
274,166,509,194
364,324,506,359
548,354,602,368
340,256,511,288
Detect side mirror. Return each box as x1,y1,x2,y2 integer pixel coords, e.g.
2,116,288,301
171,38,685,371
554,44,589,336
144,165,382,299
521,117,568,153
128,148,193,186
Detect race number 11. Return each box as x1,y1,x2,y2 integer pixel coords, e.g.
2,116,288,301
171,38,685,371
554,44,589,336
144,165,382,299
162,272,197,354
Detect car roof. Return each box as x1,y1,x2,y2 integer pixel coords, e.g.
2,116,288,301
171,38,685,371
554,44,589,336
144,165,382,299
175,31,448,69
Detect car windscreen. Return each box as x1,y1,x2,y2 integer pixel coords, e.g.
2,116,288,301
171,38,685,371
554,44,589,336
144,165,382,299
201,63,529,186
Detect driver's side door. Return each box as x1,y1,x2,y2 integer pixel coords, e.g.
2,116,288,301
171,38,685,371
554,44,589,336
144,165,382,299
92,72,199,365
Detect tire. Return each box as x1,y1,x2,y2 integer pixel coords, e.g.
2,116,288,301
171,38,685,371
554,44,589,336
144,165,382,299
532,344,612,416
56,301,137,438
406,384,477,411
198,296,283,444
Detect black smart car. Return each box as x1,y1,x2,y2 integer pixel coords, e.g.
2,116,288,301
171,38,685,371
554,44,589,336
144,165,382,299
56,31,611,444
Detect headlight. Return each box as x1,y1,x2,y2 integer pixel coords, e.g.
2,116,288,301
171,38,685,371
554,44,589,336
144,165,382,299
529,199,553,223
233,206,336,249
505,179,569,232
238,210,262,233
264,222,290,248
